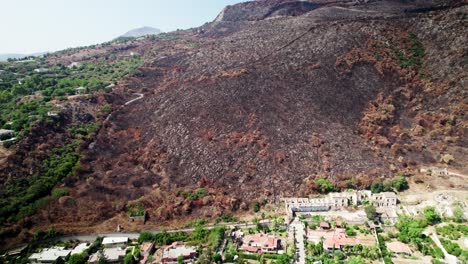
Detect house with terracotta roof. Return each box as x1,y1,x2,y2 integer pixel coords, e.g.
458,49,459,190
319,222,330,229
307,228,374,251
240,233,281,254
323,229,357,250
386,241,412,256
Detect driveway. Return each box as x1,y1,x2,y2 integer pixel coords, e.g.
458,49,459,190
290,218,306,264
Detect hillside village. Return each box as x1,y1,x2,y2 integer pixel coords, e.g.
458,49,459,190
1,184,467,264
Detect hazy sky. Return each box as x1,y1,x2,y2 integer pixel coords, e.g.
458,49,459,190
0,0,247,54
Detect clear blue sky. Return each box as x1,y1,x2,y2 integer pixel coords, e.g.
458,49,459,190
0,0,247,54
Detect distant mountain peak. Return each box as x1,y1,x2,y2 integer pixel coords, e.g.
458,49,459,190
120,26,161,38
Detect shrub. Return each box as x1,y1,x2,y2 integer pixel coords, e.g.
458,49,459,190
51,188,70,198
253,201,261,212
316,178,335,193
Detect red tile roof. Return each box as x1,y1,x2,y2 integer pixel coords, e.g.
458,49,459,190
241,233,279,252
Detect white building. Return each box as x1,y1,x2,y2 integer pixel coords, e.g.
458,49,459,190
285,190,398,220
372,192,398,207
70,243,90,255
75,86,87,94
28,247,71,264
89,248,126,264
102,237,129,248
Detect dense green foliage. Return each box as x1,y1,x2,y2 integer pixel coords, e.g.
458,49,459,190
395,215,443,258
32,227,59,242
423,206,441,225
177,188,207,200
216,214,239,223
138,226,225,250
370,176,408,193
0,57,140,135
253,201,261,212
435,223,468,240
51,188,70,198
365,204,377,220
0,54,142,225
0,141,81,224
68,253,87,264
127,203,145,217
316,178,336,193
439,238,467,258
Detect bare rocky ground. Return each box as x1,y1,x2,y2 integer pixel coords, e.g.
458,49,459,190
0,0,466,249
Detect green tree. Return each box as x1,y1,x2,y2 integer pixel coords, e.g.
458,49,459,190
68,254,86,264
365,205,377,220
212,253,222,263
424,206,441,224
177,255,184,264
453,207,464,223
124,253,135,264
316,179,335,193
392,176,408,191
138,231,154,242
253,201,261,212
370,182,383,193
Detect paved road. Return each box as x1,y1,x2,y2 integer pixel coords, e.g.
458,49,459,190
290,218,305,264
53,221,271,243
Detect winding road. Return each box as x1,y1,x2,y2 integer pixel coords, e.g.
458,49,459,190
105,93,144,122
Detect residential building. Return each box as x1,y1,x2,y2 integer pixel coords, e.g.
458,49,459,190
323,228,357,250
0,129,15,140
161,242,197,264
372,192,397,207
239,233,280,254
284,190,398,220
75,86,87,94
319,222,330,229
89,248,126,264
102,237,129,248
47,111,59,117
6,245,28,257
68,62,81,68
139,242,155,264
307,228,374,251
28,247,71,264
70,243,90,255
386,241,412,256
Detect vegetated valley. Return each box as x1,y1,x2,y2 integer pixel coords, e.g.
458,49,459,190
0,0,466,248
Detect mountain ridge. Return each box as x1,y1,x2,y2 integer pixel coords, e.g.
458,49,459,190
120,26,161,38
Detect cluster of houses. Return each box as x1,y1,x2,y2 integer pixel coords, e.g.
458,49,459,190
29,243,90,264
27,237,157,264
284,190,398,221
305,221,413,257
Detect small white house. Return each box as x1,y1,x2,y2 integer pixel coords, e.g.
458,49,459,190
102,237,129,248
70,243,90,255
28,247,71,264
75,86,87,94
89,248,126,264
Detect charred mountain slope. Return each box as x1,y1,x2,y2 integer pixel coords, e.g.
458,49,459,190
1,0,466,245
